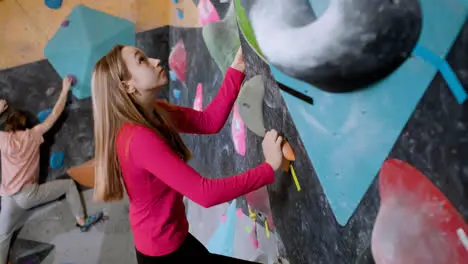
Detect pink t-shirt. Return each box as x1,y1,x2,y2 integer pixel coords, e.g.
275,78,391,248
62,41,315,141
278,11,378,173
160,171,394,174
116,68,275,256
0,129,44,196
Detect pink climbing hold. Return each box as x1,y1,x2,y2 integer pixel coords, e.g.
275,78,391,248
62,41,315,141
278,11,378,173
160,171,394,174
221,215,227,224
236,208,243,219
249,222,259,248
67,74,77,86
198,0,220,26
231,104,246,156
193,83,203,111
168,40,187,83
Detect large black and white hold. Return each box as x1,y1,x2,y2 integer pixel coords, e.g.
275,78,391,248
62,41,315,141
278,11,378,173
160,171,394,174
243,0,422,93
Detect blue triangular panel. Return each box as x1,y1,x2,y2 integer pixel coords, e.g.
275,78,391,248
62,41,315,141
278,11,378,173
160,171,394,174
271,0,468,226
206,200,237,257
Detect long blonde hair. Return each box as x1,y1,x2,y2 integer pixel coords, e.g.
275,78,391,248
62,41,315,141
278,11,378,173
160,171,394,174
91,45,191,202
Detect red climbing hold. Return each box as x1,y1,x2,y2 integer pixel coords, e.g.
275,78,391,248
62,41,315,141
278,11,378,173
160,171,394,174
168,40,187,83
373,159,468,264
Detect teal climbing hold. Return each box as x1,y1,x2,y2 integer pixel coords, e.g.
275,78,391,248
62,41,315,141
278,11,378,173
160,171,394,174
176,8,184,19
44,5,135,100
37,109,52,123
172,88,181,99
45,0,63,9
50,152,65,169
169,70,177,81
172,0,180,3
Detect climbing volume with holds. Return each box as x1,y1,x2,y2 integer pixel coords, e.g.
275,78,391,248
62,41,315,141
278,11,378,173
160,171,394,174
245,0,422,93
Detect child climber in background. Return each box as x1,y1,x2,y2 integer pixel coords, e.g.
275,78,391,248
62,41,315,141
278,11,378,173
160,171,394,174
0,76,102,264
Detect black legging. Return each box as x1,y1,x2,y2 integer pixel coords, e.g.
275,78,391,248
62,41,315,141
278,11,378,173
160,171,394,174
136,233,258,263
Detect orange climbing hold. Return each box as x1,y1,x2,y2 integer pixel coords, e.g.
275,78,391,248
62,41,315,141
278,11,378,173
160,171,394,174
67,158,95,188
282,140,295,161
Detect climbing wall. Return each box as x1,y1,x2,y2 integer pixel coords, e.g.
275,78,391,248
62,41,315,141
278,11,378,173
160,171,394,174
169,0,468,263
0,0,467,263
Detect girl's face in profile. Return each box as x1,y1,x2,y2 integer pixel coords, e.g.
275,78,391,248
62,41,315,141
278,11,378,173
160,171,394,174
121,46,168,94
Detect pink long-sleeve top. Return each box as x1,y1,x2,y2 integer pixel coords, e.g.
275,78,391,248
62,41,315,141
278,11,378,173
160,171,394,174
116,67,275,257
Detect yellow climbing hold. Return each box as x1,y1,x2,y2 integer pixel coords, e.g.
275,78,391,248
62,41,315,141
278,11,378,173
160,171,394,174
290,164,301,191
265,220,270,238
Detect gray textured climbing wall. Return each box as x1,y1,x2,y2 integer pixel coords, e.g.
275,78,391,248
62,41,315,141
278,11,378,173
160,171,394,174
172,1,468,263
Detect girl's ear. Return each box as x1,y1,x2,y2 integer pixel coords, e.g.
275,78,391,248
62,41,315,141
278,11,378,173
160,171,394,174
121,81,136,95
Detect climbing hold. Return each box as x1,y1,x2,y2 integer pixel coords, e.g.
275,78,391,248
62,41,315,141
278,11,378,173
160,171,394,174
202,1,239,74
50,152,65,169
198,0,220,26
37,109,52,123
67,158,95,188
193,83,203,111
249,219,259,248
282,141,295,161
231,104,246,156
169,70,177,81
168,40,187,83
236,208,243,219
172,0,179,3
67,74,77,86
172,88,181,99
44,5,136,99
176,8,184,19
290,164,301,192
61,20,70,27
281,158,290,172
245,0,422,92
45,0,63,9
264,219,270,238
206,200,237,256
372,159,468,263
236,75,266,137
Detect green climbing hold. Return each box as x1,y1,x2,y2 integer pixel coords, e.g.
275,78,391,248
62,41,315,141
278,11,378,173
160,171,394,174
236,75,266,137
202,2,240,75
234,0,264,57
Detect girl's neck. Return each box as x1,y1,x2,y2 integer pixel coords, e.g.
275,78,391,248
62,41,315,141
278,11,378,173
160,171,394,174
134,91,156,117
